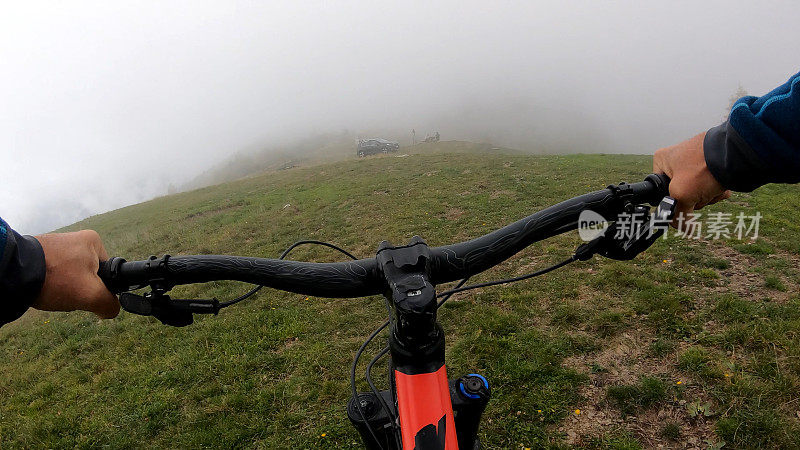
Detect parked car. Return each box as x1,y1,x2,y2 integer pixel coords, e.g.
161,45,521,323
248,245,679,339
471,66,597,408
357,138,400,157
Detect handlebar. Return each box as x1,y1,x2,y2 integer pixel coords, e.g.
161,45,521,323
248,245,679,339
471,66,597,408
99,173,670,299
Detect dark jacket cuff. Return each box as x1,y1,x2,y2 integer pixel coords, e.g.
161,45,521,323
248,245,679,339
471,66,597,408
704,121,774,192
0,231,45,325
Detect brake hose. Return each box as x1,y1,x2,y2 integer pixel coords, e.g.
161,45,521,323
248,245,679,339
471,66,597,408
219,240,358,308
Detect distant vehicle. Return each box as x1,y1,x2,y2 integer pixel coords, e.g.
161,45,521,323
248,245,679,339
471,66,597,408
357,138,400,157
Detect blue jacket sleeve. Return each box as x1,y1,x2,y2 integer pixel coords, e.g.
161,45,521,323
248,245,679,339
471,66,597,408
704,70,800,191
0,217,46,326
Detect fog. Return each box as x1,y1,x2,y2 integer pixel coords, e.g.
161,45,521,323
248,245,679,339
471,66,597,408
2,1,798,234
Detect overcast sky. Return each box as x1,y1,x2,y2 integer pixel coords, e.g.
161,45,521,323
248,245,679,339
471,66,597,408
2,1,798,234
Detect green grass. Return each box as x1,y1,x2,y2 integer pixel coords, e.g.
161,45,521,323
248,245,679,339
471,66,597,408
660,422,681,441
583,432,643,450
2,149,800,447
606,376,669,416
764,274,787,291
678,347,724,380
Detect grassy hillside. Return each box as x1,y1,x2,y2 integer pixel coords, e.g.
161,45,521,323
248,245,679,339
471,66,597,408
183,136,520,190
2,151,800,448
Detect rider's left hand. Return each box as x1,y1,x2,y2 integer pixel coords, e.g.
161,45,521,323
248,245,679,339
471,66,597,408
33,230,120,318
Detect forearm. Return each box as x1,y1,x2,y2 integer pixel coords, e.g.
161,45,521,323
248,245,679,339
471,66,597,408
704,71,800,191
0,218,46,326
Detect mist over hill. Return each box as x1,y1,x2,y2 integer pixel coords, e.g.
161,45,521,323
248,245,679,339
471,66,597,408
182,133,522,190
182,132,356,190
5,2,799,233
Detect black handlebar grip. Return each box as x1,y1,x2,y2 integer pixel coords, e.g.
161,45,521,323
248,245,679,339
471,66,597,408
98,257,127,294
646,173,671,198
631,173,671,206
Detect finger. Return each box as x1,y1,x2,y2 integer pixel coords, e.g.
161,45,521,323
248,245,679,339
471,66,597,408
652,159,661,173
88,282,120,319
706,190,730,205
83,229,110,261
695,194,717,209
671,204,695,230
94,234,109,261
96,243,109,262
652,147,672,175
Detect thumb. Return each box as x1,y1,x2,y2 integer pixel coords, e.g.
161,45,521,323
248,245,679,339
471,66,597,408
88,275,120,319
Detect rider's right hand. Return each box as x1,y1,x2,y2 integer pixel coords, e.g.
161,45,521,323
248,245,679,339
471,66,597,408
653,132,732,229
33,230,120,319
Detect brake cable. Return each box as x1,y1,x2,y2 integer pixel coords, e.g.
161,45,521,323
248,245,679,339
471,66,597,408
351,318,391,449
436,256,576,303
213,238,400,448
219,240,358,308
215,239,396,448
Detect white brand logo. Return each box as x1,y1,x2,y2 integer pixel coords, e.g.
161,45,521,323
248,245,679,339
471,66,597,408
578,210,610,242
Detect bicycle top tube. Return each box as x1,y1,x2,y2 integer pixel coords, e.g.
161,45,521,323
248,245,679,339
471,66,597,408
98,173,669,297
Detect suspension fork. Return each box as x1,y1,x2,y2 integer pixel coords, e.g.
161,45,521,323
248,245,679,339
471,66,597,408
348,375,491,450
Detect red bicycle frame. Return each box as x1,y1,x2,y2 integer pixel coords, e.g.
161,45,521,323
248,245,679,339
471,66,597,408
395,365,458,448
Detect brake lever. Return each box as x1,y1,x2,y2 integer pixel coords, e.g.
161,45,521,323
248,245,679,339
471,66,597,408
120,292,220,327
575,196,675,261
600,196,675,260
